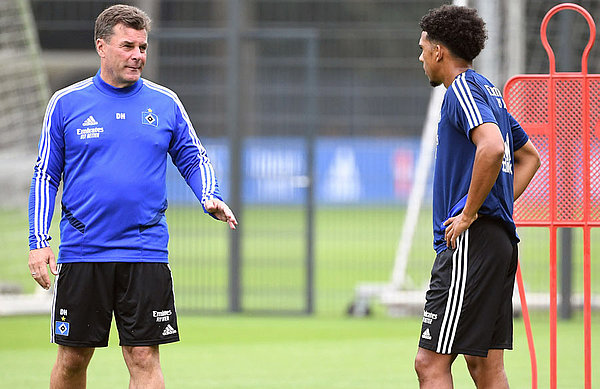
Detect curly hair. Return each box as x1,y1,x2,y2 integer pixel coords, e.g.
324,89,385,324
94,4,151,43
419,4,487,62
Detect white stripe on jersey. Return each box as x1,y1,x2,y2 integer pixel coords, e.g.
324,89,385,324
143,80,217,204
458,75,483,124
436,229,469,354
452,81,475,129
452,73,483,131
34,79,93,249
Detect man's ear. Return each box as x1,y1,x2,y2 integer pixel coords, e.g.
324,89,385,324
96,39,105,58
435,44,444,62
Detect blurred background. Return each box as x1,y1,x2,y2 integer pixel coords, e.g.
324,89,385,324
2,0,600,316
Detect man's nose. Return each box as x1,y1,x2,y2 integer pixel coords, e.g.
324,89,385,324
132,47,144,59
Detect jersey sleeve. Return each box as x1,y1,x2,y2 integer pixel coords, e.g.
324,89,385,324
28,93,65,250
449,76,498,140
168,98,222,215
509,113,529,150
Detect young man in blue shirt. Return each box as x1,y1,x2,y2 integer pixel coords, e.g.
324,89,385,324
414,5,540,388
27,4,237,388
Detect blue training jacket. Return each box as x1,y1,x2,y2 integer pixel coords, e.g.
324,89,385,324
28,71,221,263
432,69,529,254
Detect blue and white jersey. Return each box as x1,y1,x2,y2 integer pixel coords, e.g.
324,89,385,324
28,70,221,263
433,69,529,253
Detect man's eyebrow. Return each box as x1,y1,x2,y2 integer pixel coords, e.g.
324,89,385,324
119,40,147,46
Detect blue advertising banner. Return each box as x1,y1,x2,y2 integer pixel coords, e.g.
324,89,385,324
166,137,428,205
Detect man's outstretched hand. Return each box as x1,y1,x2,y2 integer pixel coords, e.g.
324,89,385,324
204,199,238,230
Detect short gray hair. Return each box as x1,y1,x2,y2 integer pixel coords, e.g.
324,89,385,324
94,4,151,43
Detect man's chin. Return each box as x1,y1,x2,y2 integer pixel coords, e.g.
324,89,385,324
123,72,141,84
430,80,442,87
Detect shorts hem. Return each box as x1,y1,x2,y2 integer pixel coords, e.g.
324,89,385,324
53,339,109,348
119,336,180,347
490,344,513,350
448,347,488,357
418,342,490,358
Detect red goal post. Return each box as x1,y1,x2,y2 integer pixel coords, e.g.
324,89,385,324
503,3,597,389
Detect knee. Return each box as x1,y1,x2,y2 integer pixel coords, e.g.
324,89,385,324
56,346,94,375
414,352,428,378
415,348,454,384
465,356,484,379
123,346,160,370
414,350,437,381
465,354,506,384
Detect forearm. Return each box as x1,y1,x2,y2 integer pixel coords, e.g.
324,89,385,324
513,162,537,200
513,141,541,200
463,145,503,218
187,169,222,218
171,107,221,207
28,164,60,249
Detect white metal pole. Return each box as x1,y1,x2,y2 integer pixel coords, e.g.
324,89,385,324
477,0,501,85
505,0,525,78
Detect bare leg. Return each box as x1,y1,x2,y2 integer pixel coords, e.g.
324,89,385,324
122,345,164,389
464,349,509,389
50,345,95,389
415,347,458,389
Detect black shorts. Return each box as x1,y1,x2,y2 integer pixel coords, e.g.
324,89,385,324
51,262,179,347
419,217,518,357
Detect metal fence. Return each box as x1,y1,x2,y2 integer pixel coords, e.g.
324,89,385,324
151,0,435,314
24,0,600,315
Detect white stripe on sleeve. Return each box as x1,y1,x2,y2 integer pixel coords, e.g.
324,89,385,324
452,73,483,131
144,80,217,203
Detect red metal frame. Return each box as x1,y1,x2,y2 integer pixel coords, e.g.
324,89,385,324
504,3,596,389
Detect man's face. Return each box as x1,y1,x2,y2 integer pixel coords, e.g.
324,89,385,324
418,31,442,87
97,24,147,88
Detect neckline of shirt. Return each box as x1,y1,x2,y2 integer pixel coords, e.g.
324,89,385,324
93,70,144,97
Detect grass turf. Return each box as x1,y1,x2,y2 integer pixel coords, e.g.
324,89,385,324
3,205,599,387
0,313,599,388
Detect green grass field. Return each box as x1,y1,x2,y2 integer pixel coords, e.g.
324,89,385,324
0,313,599,388
2,206,600,387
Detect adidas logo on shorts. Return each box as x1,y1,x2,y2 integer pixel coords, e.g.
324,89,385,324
421,328,432,340
162,324,177,336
